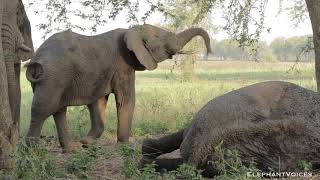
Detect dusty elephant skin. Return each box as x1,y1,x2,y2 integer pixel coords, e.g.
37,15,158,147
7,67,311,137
141,81,320,177
2,0,34,132
25,24,211,152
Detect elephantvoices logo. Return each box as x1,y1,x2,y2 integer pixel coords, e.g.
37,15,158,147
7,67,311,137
246,171,313,178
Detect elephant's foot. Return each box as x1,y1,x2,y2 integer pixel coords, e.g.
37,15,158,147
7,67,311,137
25,136,40,147
117,139,128,143
80,127,104,145
80,136,95,145
62,141,80,153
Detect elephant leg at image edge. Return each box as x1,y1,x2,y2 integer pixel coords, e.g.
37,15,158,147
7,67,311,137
4,60,19,131
14,63,21,131
53,107,77,153
81,95,108,145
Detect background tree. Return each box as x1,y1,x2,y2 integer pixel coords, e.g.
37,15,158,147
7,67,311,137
270,36,314,62
24,0,320,89
305,0,320,90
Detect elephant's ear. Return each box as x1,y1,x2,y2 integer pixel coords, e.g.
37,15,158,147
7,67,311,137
124,28,157,70
17,0,34,61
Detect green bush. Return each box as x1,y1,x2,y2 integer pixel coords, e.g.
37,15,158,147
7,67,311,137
65,144,106,179
13,140,58,179
298,160,312,172
212,141,259,180
116,143,142,178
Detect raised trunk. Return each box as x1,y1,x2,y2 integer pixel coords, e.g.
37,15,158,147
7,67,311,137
176,28,212,54
305,0,320,91
0,0,15,174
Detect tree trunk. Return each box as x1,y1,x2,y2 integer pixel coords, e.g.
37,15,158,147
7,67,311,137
306,0,320,91
0,0,15,175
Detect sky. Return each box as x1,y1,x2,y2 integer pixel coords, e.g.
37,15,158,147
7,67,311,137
24,0,313,48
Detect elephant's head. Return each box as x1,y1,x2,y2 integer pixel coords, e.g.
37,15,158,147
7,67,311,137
2,0,34,61
16,0,34,61
124,24,212,70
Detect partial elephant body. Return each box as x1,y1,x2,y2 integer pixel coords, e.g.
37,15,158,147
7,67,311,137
141,81,320,177
26,24,211,152
2,0,33,62
29,30,124,107
1,0,33,131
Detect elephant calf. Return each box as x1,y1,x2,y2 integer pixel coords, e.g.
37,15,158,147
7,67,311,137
25,24,211,152
140,81,320,177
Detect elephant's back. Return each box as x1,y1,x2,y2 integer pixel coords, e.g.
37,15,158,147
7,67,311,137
61,33,119,105
32,30,120,106
180,81,320,167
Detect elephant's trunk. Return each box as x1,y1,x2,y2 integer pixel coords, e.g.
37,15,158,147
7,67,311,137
141,128,185,159
176,28,212,54
4,61,17,125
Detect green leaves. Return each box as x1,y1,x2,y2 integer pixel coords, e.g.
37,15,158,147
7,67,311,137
65,143,107,179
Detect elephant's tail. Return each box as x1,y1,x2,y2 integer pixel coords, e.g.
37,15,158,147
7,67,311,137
26,62,44,83
141,128,185,159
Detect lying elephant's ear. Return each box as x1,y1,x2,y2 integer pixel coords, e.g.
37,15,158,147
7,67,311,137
124,28,157,70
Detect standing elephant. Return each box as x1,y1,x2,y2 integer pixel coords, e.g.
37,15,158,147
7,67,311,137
2,0,34,131
25,24,211,152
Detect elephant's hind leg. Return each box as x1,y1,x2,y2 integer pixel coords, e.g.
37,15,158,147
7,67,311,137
53,107,77,153
81,96,108,145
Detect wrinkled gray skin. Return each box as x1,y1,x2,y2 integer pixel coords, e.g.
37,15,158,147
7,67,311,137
2,0,34,131
141,81,320,177
25,24,211,152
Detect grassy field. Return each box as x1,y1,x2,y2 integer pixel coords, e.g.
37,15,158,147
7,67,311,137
16,60,317,179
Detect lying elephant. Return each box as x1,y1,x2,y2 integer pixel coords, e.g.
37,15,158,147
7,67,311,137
140,81,320,177
25,24,211,152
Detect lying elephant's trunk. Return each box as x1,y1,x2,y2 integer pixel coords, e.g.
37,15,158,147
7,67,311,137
176,28,212,55
139,128,185,170
141,128,185,159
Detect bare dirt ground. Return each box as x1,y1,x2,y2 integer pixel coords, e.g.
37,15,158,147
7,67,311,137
48,137,126,180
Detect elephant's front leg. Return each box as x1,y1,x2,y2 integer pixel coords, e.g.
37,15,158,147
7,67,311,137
114,78,135,143
53,107,76,153
81,96,108,145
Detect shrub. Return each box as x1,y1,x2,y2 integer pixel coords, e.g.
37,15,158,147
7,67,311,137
13,140,58,179
212,141,259,180
65,143,106,179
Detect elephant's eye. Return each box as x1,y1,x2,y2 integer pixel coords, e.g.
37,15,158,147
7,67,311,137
165,45,175,55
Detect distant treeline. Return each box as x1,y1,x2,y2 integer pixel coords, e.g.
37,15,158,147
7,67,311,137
210,35,314,62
